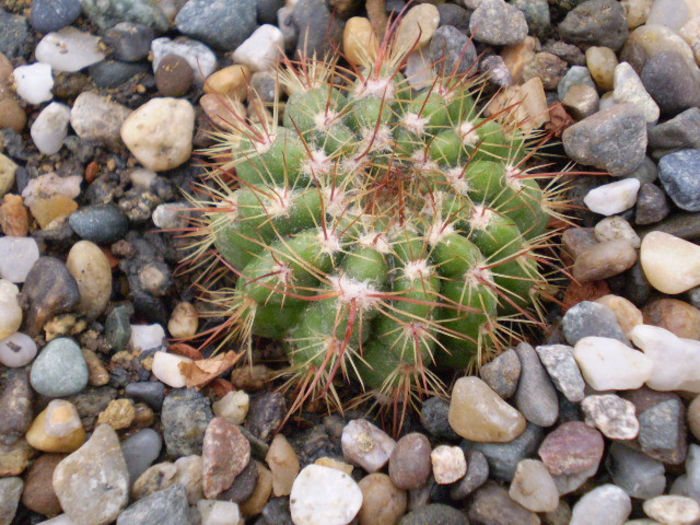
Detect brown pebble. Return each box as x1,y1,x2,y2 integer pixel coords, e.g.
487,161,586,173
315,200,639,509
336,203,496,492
202,417,251,498
0,98,27,132
155,54,194,97
595,294,643,336
0,194,29,236
21,453,65,517
83,348,110,386
572,239,638,282
388,433,432,490
687,395,700,442
131,403,155,429
642,298,700,339
358,473,407,525
240,461,272,517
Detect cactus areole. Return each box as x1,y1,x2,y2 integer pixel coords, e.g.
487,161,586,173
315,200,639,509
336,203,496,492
186,24,568,426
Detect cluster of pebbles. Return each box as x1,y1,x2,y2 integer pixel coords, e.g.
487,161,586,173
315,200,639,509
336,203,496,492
0,0,698,523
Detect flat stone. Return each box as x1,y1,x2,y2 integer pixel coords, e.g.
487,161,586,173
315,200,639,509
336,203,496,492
643,495,700,525
289,464,363,525
395,3,440,51
538,421,604,476
570,484,631,525
341,419,396,473
0,439,35,476
31,102,71,155
585,179,641,216
30,338,88,398
70,92,131,147
535,344,586,402
175,0,257,51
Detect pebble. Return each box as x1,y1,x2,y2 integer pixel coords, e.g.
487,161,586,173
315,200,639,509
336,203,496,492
26,399,86,453
103,22,154,62
514,341,559,427
573,238,638,282
595,217,640,250
358,473,407,525
641,51,700,116
151,37,217,84
0,369,32,445
586,46,618,91
81,0,169,31
240,461,272,516
20,257,80,335
198,500,241,525
152,201,190,229
559,0,629,50
622,24,696,71
21,453,63,516
643,298,700,339
640,231,700,294
388,433,432,490
575,336,652,390
202,417,250,498
22,173,81,207
689,396,700,441
658,149,700,212
266,433,299,497
132,461,177,500
465,423,544,482
0,280,22,340
117,484,191,525
608,442,665,499
0,332,36,369
558,65,596,100
509,459,559,512
450,450,489,499
66,240,112,319
630,324,700,392
121,428,162,483
635,183,670,225
289,465,363,525
468,483,539,525
126,381,164,410
644,495,700,525
30,338,88,397
69,203,129,244
30,0,81,33
395,3,440,51
69,91,131,146
232,24,284,72
649,108,700,154
582,394,639,439
31,102,71,155
420,397,460,440
53,424,129,525
341,419,396,473
97,398,136,429
538,421,604,476
151,351,192,388
0,195,28,237
570,484,632,525
563,84,599,120
469,0,528,46
0,439,34,476
431,445,467,484
161,388,213,457
430,25,477,76
0,154,16,198
585,178,642,215
167,301,198,338
0,477,22,525
563,301,630,345
245,391,285,441
535,344,586,402
121,97,195,172
479,347,521,399
448,376,526,442
612,62,660,123
35,28,106,73
154,54,194,97
563,104,647,177
12,63,53,105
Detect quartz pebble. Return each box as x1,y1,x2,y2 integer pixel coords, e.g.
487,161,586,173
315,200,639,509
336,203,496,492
509,459,559,512
343,17,378,67
129,323,166,353
232,24,284,72
586,46,618,91
289,465,363,525
571,484,632,525
582,394,639,439
584,178,641,215
594,216,641,248
66,240,112,319
35,27,106,72
120,98,195,172
539,421,604,476
152,202,190,229
536,344,586,402
69,92,132,146
212,390,249,425
574,336,652,390
30,338,88,397
431,445,467,484
265,433,299,497
13,63,53,105
389,433,432,490
53,425,129,525
168,301,198,338
613,62,659,123
640,231,700,294
151,351,192,388
395,3,440,51
0,237,39,283
0,154,17,198
0,332,36,368
341,419,396,473
608,442,665,499
31,102,71,155
26,399,85,453
643,495,700,525
0,280,22,340
358,473,406,525
449,376,526,442
198,499,241,525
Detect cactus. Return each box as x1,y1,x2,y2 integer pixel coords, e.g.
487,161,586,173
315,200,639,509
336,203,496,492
185,24,569,426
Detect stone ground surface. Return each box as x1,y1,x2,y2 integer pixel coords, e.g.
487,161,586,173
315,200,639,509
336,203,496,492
0,0,699,523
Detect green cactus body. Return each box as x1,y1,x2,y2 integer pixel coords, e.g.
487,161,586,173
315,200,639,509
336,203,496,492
191,36,566,418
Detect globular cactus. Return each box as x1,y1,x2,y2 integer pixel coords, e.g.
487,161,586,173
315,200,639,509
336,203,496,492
186,25,568,425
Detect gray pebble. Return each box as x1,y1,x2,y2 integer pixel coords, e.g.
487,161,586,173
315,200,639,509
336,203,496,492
399,503,469,525
635,182,670,225
161,388,213,457
29,338,88,398
121,428,163,484
69,204,129,244
607,442,665,499
558,0,628,50
514,342,559,427
0,369,33,445
649,108,700,154
480,348,521,399
430,25,477,76
103,22,155,62
562,301,629,345
469,0,528,46
641,51,700,117
658,149,700,212
117,484,191,525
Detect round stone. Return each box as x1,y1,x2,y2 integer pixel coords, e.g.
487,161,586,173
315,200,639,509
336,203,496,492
341,419,396,473
29,338,88,397
120,428,162,483
509,459,559,512
357,473,406,525
155,54,194,97
66,240,112,319
68,204,129,244
640,231,700,294
570,484,631,525
21,453,64,516
174,0,257,51
431,445,467,485
538,421,604,476
389,432,432,490
25,400,86,453
289,464,363,525
30,102,71,155
69,91,132,146
395,4,440,51
31,0,81,33
643,495,700,525
574,336,652,391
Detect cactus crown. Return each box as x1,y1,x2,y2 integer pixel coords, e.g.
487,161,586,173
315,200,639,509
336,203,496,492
185,22,569,429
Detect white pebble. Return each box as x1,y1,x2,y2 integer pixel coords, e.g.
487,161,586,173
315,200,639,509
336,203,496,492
630,324,700,393
509,459,559,513
197,499,241,525
643,495,700,525
289,464,363,525
212,390,250,425
0,236,40,283
151,37,217,84
571,484,632,525
129,323,166,353
574,336,652,390
0,332,37,368
232,24,284,72
153,202,190,229
31,102,71,155
613,62,659,123
583,178,640,216
594,216,641,248
12,63,53,105
0,280,22,340
151,351,192,388
430,445,467,484
341,419,396,473
581,394,639,440
640,231,700,294
21,173,82,207
35,27,106,72
36,515,77,525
